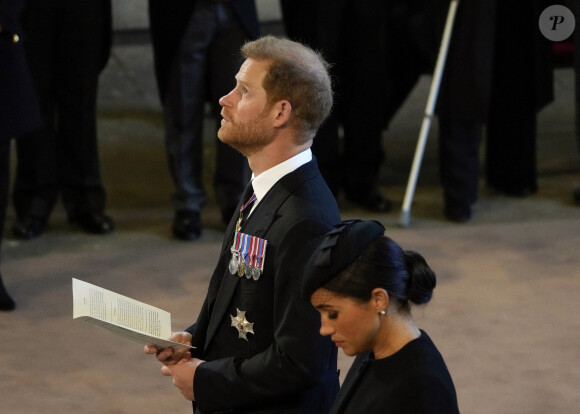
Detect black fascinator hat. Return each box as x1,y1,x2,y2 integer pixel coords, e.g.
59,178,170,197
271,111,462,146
302,219,385,300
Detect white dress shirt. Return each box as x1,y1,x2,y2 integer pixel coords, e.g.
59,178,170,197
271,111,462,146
247,148,312,216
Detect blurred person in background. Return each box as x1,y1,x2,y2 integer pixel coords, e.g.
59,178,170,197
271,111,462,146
281,0,394,212
11,0,114,240
0,0,42,310
148,0,260,240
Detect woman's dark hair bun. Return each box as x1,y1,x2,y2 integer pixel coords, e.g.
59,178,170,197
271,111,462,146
404,250,436,305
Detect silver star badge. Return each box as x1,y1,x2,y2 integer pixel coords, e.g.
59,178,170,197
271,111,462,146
230,308,255,341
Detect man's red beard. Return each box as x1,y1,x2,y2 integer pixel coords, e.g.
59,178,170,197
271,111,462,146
218,112,276,156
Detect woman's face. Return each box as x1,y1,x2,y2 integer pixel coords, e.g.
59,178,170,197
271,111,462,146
311,287,382,356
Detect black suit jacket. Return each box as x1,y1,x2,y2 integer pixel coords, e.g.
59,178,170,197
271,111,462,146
148,0,260,101
0,0,41,141
187,158,341,413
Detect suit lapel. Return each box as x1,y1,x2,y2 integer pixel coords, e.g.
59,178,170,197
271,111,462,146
203,159,320,352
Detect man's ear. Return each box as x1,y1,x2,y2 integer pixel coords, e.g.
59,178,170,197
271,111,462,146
272,100,292,128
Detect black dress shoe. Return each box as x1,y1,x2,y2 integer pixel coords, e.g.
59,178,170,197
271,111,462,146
12,216,46,240
348,192,393,213
488,182,537,198
69,212,114,234
0,276,16,311
444,205,472,223
173,210,201,240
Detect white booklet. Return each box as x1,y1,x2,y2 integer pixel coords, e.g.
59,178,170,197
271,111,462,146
72,278,193,350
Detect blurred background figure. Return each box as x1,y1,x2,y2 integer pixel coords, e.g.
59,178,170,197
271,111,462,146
281,0,393,212
431,0,495,222
484,0,554,200
148,0,259,240
440,0,552,221
380,0,553,222
0,0,42,310
281,0,554,219
568,0,580,205
11,0,114,240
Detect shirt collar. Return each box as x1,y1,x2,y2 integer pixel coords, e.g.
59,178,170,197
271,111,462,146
250,148,312,209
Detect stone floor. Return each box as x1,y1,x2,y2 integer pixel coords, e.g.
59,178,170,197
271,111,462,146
1,32,579,413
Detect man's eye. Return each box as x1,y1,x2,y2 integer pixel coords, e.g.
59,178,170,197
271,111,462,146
328,312,338,320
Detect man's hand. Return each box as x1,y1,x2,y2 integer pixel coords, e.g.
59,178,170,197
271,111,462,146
161,357,205,401
143,331,192,365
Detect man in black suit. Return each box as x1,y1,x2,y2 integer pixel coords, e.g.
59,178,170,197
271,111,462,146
148,0,260,240
145,35,341,413
0,0,42,310
436,0,553,221
280,0,393,212
11,0,114,239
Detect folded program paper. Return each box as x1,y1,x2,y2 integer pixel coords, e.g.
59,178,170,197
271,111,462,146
72,278,193,350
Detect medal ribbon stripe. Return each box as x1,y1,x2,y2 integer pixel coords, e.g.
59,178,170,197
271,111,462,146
249,235,257,267
228,230,267,280
256,238,266,271
234,232,242,251
240,193,257,216
241,233,250,265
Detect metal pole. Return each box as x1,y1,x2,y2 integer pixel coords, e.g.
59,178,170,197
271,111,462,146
399,0,460,227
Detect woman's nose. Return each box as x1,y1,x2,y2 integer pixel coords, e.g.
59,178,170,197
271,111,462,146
319,321,334,337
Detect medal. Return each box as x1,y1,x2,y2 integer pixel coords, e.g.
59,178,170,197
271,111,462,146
251,237,266,281
228,253,238,275
228,230,267,281
246,266,259,280
245,236,257,279
229,232,243,275
231,308,254,341
238,232,250,276
237,260,246,277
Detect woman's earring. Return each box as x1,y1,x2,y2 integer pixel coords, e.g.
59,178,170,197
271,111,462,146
380,310,386,315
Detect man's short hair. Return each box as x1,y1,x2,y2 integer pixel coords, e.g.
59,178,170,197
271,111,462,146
241,35,333,143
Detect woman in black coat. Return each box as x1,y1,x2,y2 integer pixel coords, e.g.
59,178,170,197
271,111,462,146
0,0,42,310
302,220,460,413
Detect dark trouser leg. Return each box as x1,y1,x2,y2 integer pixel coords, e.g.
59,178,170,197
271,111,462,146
281,0,345,197
486,100,537,195
56,0,109,216
0,140,16,310
485,1,538,195
439,117,480,220
340,0,388,199
162,3,219,214
0,141,10,249
13,0,59,220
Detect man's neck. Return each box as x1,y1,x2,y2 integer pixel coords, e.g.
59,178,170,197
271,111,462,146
248,140,312,177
